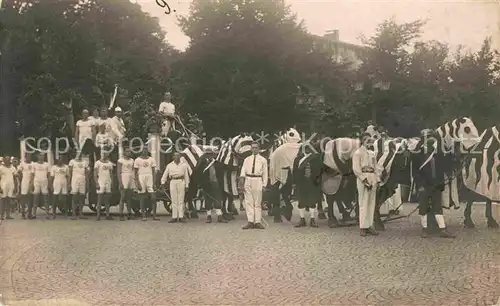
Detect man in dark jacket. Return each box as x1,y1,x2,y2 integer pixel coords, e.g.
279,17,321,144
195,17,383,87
412,130,455,238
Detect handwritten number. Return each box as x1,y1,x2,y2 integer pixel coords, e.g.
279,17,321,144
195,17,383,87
155,0,172,14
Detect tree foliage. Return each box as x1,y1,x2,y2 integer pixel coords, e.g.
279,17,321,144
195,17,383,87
0,0,177,153
175,0,353,137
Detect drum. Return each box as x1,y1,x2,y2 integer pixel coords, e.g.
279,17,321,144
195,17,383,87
321,172,343,195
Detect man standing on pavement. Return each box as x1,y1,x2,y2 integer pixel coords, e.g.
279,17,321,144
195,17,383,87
32,153,51,220
352,133,381,236
161,152,189,223
94,152,114,221
17,153,34,219
239,141,268,230
117,148,135,221
134,149,158,221
0,156,18,220
68,153,89,220
50,157,70,219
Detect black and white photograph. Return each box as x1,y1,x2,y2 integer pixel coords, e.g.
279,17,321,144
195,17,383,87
0,0,500,305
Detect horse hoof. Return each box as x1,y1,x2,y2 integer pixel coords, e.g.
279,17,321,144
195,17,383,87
374,224,385,231
487,219,499,228
463,220,475,228
318,212,327,220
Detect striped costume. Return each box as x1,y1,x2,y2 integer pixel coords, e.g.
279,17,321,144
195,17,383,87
461,125,500,228
215,134,254,196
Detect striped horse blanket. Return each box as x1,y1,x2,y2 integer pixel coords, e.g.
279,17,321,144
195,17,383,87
179,144,205,176
215,134,254,196
463,126,500,201
373,137,407,186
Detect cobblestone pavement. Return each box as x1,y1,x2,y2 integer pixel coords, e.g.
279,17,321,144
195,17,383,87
1,203,500,306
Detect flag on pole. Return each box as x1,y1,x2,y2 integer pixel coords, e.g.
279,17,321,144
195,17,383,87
108,84,118,110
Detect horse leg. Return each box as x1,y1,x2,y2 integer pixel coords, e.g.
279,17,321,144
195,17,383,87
317,199,327,219
463,200,475,228
486,199,499,228
189,200,199,219
280,182,293,222
226,195,236,220
373,189,386,231
326,195,339,228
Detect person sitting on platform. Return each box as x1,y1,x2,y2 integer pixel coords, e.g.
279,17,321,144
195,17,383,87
159,92,176,136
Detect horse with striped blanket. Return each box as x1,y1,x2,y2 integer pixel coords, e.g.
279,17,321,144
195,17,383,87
215,134,255,220
407,117,480,234
459,125,500,228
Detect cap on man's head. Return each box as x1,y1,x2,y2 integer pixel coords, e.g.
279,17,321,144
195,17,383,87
114,106,122,112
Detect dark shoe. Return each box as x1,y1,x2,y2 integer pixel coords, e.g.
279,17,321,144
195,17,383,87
206,215,212,223
168,218,178,223
309,218,318,228
360,229,369,236
367,227,379,236
242,222,253,229
217,215,228,223
254,223,265,229
22,214,26,219
420,228,429,238
295,218,307,228
439,229,455,238
178,218,186,223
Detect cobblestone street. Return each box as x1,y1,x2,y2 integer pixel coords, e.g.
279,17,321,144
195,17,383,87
1,203,499,306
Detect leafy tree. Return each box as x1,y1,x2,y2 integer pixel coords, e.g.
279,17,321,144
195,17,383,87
0,0,177,154
176,0,352,137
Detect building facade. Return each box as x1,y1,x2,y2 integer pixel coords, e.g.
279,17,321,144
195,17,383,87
313,30,367,70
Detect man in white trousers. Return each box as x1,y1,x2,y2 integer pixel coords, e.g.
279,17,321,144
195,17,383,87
239,141,268,230
161,152,189,223
134,149,157,221
352,133,381,236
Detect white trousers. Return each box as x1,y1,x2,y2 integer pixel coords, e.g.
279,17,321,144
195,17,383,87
244,177,263,224
357,177,378,229
170,179,185,219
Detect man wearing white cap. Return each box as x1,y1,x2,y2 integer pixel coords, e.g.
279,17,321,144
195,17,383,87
110,106,126,142
159,92,176,136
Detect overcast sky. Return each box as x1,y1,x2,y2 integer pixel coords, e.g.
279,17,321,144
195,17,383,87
138,0,500,52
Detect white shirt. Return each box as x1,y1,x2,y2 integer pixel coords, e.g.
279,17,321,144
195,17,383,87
94,160,114,180
134,157,156,175
33,162,50,182
69,159,88,178
76,119,95,145
0,165,16,184
118,158,134,175
160,161,189,187
240,154,268,186
51,165,69,182
18,161,34,181
95,133,112,148
159,102,175,116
